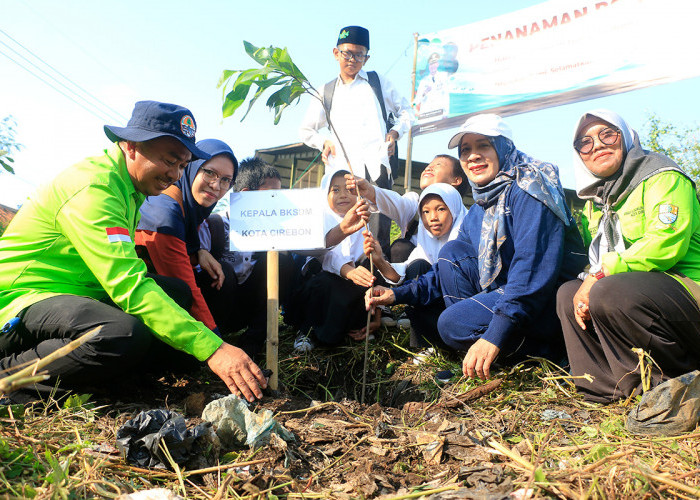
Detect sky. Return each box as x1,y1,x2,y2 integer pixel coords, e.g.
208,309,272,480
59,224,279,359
1,0,699,209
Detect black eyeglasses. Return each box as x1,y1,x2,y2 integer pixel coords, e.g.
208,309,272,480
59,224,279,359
200,167,233,190
338,49,369,62
574,127,621,154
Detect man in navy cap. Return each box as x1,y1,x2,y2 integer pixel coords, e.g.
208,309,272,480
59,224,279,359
0,101,268,403
299,25,414,257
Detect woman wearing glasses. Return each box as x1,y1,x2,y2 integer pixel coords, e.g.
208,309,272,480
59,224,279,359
557,109,700,403
135,139,237,337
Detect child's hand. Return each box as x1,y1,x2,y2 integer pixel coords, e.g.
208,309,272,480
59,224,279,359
339,198,370,236
349,307,382,341
345,266,376,287
362,230,383,260
348,309,382,340
345,174,375,201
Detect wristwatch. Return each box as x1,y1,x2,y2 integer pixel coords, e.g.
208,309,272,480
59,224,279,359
589,264,605,280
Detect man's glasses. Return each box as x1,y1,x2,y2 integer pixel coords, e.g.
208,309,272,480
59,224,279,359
200,167,233,190
574,127,621,154
338,50,369,62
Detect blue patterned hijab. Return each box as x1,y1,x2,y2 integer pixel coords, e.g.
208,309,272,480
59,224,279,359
137,139,237,254
469,134,571,289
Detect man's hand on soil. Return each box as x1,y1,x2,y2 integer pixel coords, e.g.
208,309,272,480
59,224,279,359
207,342,267,402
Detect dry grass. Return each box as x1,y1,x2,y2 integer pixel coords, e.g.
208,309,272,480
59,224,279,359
0,321,698,499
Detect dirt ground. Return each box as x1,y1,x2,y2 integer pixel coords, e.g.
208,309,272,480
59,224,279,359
8,325,697,499
78,328,644,500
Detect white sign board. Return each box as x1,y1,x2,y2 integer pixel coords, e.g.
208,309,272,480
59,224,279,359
228,188,326,252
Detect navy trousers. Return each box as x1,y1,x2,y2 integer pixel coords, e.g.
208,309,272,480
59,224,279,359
435,239,565,363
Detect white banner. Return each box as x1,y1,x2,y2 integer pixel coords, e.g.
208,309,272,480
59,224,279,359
229,188,326,252
413,0,700,135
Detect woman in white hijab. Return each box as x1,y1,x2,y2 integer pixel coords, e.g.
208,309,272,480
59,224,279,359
287,170,379,352
365,183,467,347
556,109,700,403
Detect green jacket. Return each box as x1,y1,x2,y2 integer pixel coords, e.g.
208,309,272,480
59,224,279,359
0,145,222,361
581,171,700,283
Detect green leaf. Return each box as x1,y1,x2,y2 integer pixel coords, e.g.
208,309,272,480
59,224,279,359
533,468,547,483
44,450,68,485
248,44,278,70
266,86,293,108
63,393,93,409
223,42,312,125
275,47,307,81
223,82,252,118
600,417,625,436
239,74,288,120
581,426,598,438
0,158,15,174
0,404,23,418
273,102,290,125
253,74,285,91
588,444,614,461
243,40,265,64
217,69,238,89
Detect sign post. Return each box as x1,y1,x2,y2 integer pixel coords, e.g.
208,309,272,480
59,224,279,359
229,188,326,390
266,250,279,390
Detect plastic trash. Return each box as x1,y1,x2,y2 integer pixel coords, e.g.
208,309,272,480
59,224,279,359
541,409,572,421
626,370,700,436
117,489,184,500
201,394,294,449
116,409,213,469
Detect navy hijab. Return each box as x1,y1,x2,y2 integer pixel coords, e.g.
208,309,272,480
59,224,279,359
137,139,237,254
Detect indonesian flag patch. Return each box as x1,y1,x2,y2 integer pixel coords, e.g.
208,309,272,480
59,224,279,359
106,226,132,243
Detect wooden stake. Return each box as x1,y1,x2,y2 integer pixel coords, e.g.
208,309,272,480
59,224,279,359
404,32,419,193
266,250,279,390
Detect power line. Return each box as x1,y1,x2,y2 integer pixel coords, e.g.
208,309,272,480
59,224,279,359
384,41,413,77
0,49,117,124
0,29,128,124
18,0,132,91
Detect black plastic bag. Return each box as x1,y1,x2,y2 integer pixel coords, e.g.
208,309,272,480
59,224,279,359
626,370,700,436
116,409,211,469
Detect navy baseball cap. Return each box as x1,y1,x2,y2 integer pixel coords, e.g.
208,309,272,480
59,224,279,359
104,101,210,160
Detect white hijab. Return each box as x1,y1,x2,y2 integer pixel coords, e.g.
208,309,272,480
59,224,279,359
407,183,467,265
320,171,365,272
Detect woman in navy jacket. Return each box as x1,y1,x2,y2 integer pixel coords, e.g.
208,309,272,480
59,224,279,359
368,114,587,379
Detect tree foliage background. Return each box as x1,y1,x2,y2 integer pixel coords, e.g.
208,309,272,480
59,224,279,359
642,112,700,188
0,116,21,175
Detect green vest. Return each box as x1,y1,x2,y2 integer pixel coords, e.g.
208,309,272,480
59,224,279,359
0,145,222,361
581,171,700,283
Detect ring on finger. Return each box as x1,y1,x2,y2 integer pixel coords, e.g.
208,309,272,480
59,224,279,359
577,301,585,309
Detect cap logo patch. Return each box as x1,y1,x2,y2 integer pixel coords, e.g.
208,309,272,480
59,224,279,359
658,204,678,224
180,115,196,138
339,30,349,39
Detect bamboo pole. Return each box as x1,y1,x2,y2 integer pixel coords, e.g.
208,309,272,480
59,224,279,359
266,250,279,390
403,33,419,193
